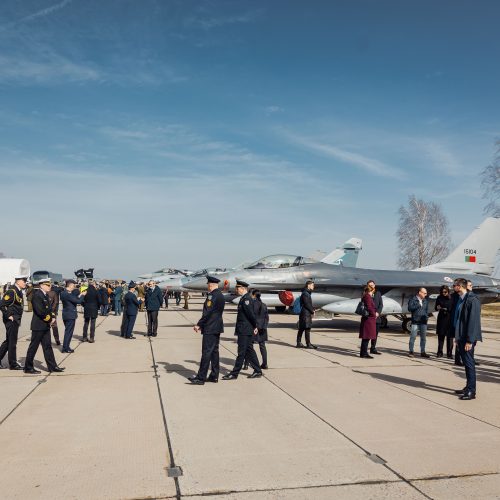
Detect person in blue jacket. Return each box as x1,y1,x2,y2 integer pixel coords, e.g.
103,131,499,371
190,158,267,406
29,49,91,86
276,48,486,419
60,279,87,353
145,280,163,337
123,281,143,339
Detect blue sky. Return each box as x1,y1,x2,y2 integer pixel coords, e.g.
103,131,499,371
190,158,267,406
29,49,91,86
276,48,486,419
0,0,499,279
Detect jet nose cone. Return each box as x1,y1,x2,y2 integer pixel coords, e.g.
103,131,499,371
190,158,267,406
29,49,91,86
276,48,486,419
183,277,206,291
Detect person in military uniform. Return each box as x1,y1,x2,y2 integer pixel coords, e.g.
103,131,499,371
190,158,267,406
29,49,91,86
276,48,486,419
0,275,28,370
47,283,62,346
145,280,163,337
82,280,100,343
123,281,143,339
296,280,317,349
252,289,269,369
222,280,263,380
24,279,65,374
188,276,225,385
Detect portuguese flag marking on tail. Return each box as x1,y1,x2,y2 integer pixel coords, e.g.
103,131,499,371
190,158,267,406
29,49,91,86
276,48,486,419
465,256,476,263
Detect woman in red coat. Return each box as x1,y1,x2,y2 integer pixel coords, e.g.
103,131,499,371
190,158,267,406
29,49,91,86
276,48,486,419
359,283,378,358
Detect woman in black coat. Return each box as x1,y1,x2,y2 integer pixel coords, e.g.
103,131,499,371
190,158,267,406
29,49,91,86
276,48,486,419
83,282,100,342
435,285,453,358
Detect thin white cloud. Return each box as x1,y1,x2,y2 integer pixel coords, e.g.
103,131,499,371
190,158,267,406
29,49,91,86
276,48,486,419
186,10,262,30
412,138,464,177
0,0,73,33
283,131,406,180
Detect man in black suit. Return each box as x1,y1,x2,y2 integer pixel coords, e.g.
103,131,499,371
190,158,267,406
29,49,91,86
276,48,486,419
367,280,383,355
453,278,482,400
83,280,99,343
189,276,225,385
222,280,263,380
24,279,65,374
296,280,317,349
145,280,163,337
123,281,143,339
0,275,28,370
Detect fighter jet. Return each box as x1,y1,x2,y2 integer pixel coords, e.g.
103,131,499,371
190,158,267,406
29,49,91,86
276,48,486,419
185,218,500,331
183,237,363,309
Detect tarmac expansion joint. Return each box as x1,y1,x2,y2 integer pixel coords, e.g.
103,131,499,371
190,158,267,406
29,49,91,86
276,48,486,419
166,466,183,478
367,453,387,465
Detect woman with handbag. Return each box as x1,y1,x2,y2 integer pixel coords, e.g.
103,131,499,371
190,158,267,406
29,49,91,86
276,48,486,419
359,283,378,358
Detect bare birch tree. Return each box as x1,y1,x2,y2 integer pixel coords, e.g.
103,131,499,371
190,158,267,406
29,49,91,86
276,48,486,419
397,195,451,269
480,139,500,217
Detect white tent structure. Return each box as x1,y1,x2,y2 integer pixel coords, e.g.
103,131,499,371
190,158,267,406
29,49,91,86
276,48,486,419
0,259,31,286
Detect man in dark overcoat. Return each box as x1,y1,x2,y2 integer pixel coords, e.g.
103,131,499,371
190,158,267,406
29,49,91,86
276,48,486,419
453,278,482,400
189,276,225,385
222,280,263,380
123,281,143,339
296,280,317,349
145,280,163,337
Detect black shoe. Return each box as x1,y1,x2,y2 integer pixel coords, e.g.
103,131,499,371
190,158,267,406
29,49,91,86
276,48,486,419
56,341,61,346
247,372,263,379
447,355,453,359
306,344,318,349
421,352,430,358
436,352,443,358
24,368,41,374
454,388,466,395
370,349,382,355
187,375,199,382
261,364,268,369
9,363,24,370
206,377,218,383
474,360,480,366
82,337,88,342
222,374,238,380
360,353,374,359
151,333,157,337
408,352,414,357
62,348,75,353
454,361,463,366
50,367,65,373
88,339,95,343
243,363,249,370
190,378,205,385
296,343,305,348
459,392,476,400
127,336,136,339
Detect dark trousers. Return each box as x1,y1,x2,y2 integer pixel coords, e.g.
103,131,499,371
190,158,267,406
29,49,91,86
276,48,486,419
0,320,20,367
25,329,57,371
125,314,137,338
458,342,476,393
164,297,169,308
455,343,463,364
83,317,96,339
62,319,76,351
231,335,262,376
51,319,60,344
258,341,267,366
100,305,108,316
371,323,380,349
297,328,312,345
360,338,370,355
197,334,220,380
120,313,128,337
147,310,159,335
114,299,122,315
437,335,454,356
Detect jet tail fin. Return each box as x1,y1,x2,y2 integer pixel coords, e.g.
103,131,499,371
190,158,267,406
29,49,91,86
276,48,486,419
321,237,362,266
418,217,500,275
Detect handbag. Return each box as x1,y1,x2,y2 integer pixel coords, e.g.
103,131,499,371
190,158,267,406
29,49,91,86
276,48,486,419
355,300,370,318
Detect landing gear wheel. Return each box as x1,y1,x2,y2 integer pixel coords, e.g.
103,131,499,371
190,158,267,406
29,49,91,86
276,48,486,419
402,318,412,333
380,316,388,329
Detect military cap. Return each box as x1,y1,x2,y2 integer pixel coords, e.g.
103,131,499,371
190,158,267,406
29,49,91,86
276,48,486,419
15,275,29,281
235,279,249,288
206,276,220,284
38,278,52,285
65,279,77,285
128,281,136,288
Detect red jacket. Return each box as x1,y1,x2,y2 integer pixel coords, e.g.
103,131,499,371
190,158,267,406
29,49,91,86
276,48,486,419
359,292,377,340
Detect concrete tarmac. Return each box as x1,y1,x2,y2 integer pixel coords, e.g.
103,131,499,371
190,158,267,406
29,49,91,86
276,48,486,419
0,298,499,500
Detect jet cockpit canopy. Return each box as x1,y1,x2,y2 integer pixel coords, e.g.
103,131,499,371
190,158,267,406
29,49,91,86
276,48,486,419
245,254,315,269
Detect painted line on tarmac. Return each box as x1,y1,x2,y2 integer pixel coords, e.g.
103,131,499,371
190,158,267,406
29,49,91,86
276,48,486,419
147,334,182,500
